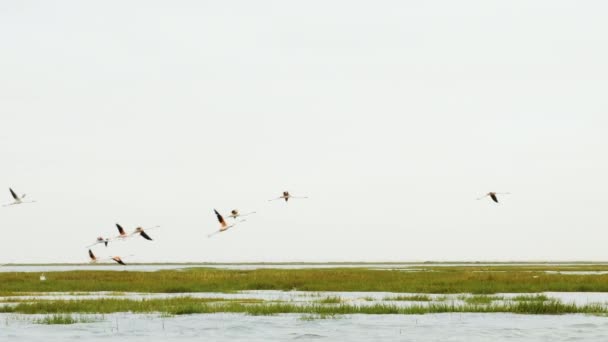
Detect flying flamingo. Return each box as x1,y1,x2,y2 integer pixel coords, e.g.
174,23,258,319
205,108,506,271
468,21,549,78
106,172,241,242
131,226,159,240
3,188,36,207
88,249,127,265
227,209,256,220
268,191,308,202
110,224,158,243
87,236,111,248
115,223,130,239
477,192,511,203
88,249,97,262
208,209,245,237
111,256,126,265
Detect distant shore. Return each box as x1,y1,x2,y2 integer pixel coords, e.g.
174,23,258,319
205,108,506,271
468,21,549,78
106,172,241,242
5,261,608,266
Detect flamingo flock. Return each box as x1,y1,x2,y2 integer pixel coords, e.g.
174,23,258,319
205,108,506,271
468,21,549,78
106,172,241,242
83,224,161,265
2,187,508,266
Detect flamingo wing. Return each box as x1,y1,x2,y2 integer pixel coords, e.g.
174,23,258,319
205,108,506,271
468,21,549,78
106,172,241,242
214,209,226,227
116,223,126,235
139,231,153,240
113,257,126,265
9,188,18,200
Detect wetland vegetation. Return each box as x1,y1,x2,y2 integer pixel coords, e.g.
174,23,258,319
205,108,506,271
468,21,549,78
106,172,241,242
34,314,101,325
383,295,433,301
3,266,608,294
3,266,608,318
1,297,607,316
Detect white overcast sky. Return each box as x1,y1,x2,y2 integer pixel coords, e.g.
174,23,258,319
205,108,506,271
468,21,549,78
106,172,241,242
1,1,607,263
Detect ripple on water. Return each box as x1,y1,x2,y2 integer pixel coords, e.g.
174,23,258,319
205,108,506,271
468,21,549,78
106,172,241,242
4,313,608,341
292,333,327,339
568,323,598,328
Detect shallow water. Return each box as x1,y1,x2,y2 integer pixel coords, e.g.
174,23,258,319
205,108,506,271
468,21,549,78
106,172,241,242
2,313,608,341
3,263,608,273
4,290,608,307
544,271,608,275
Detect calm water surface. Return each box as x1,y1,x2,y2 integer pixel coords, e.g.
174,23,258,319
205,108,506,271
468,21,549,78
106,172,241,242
2,313,608,341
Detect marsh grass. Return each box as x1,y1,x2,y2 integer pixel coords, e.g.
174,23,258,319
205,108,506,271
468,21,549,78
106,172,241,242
0,297,265,315
4,267,608,294
512,294,549,302
1,297,607,316
34,314,101,325
462,295,503,305
383,295,432,301
0,298,29,303
315,296,342,304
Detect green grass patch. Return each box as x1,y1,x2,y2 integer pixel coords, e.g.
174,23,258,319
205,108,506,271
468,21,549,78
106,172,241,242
512,294,549,302
383,295,432,301
34,314,101,325
462,295,503,305
315,296,342,304
4,267,608,294
0,297,606,316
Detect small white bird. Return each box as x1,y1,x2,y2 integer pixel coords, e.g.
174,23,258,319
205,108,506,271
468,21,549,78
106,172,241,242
268,191,308,203
208,209,245,237
477,192,511,203
3,188,36,207
40,274,46,281
227,209,256,220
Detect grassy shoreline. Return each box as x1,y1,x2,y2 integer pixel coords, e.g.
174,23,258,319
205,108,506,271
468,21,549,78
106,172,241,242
3,267,608,294
1,297,607,316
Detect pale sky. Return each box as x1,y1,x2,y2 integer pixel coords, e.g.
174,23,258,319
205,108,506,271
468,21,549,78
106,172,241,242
1,1,607,263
